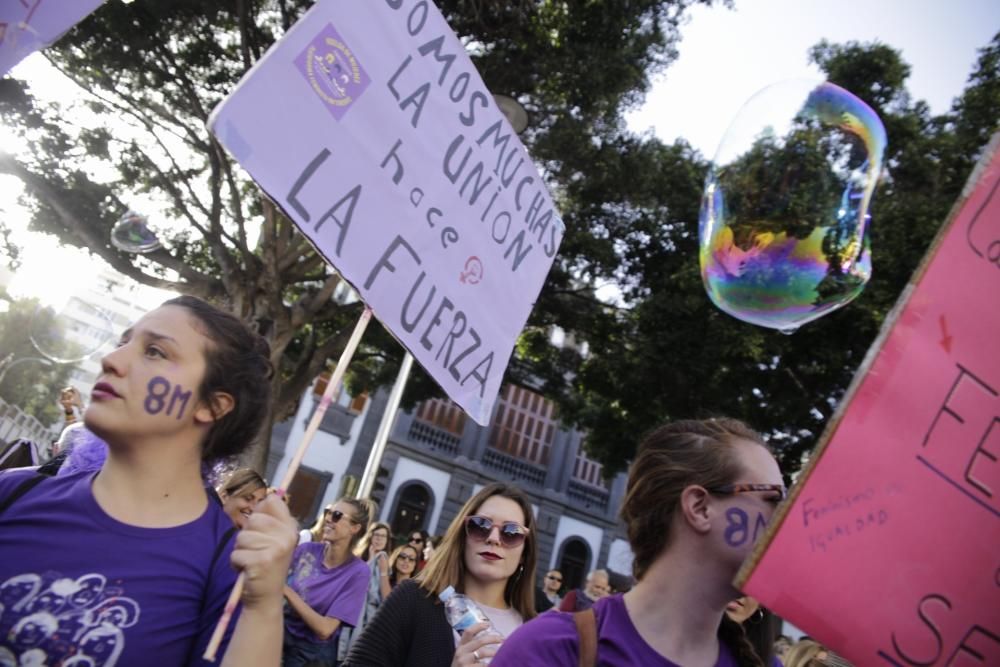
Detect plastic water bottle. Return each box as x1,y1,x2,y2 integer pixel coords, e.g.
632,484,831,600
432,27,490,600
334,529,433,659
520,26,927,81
439,586,500,662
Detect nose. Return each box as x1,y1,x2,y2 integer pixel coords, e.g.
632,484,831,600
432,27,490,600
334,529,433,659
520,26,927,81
99,342,130,377
484,525,502,546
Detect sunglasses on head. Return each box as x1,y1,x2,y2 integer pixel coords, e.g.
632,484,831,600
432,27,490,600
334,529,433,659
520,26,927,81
323,508,355,524
465,515,529,548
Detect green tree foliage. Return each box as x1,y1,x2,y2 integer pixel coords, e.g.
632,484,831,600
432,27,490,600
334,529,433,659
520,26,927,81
0,298,74,425
533,35,1000,476
0,0,720,467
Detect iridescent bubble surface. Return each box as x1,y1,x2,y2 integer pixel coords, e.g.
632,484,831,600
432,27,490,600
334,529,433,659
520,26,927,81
30,300,115,363
699,80,887,333
111,210,161,253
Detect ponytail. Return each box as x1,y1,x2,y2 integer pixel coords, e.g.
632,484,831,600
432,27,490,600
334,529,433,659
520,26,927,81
339,497,378,549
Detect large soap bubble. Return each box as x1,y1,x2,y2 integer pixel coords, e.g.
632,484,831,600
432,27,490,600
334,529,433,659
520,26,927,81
699,80,887,333
111,210,161,253
29,299,115,363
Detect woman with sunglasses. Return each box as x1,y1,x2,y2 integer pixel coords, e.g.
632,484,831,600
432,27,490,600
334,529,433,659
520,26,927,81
283,498,375,667
407,530,429,571
493,418,786,667
387,544,420,588
343,482,537,667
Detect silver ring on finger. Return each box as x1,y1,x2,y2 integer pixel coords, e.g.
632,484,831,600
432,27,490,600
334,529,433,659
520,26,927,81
473,649,481,662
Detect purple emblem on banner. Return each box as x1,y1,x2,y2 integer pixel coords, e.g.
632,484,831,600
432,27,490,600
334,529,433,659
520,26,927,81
294,23,370,121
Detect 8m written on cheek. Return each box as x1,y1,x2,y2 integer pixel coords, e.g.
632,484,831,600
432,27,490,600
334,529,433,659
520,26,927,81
144,376,192,418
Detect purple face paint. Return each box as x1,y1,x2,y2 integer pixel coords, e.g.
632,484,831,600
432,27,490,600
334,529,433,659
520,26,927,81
144,376,193,419
724,507,770,547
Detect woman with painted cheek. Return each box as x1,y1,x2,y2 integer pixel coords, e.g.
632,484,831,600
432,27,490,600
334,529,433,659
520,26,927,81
343,483,537,667
388,545,419,587
0,296,298,667
493,418,787,667
283,498,374,667
337,521,392,660
218,468,268,529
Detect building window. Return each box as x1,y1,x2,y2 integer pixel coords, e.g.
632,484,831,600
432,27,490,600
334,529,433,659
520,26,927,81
487,385,556,465
572,449,606,488
390,482,432,540
312,371,367,412
286,465,333,528
415,398,466,435
556,537,592,593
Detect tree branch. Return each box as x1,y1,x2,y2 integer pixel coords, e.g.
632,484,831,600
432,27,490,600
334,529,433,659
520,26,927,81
0,152,212,295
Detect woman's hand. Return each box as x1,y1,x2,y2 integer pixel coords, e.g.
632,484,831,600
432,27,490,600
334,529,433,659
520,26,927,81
230,494,298,610
450,622,503,666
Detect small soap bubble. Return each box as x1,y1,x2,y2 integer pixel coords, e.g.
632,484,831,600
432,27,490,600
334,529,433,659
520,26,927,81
111,210,161,253
699,80,887,332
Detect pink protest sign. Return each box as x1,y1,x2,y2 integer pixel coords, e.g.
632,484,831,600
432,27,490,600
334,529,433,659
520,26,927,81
737,132,1000,665
0,0,106,76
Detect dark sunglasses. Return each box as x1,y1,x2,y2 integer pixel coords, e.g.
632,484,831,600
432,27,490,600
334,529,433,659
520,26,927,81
397,553,417,562
465,515,529,548
707,483,788,502
545,574,562,582
323,508,356,524
409,536,424,543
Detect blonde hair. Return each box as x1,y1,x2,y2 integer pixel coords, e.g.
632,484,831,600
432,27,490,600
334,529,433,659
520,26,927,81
338,497,378,549
220,468,266,500
417,482,536,620
784,639,829,667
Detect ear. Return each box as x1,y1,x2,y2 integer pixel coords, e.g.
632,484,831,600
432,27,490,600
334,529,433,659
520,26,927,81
679,485,713,534
194,391,235,425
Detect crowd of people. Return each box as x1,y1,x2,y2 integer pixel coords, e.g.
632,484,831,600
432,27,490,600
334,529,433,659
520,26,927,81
0,296,848,666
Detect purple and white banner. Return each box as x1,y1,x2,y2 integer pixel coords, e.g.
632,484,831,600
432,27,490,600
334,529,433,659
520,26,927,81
1,0,106,77
209,0,564,425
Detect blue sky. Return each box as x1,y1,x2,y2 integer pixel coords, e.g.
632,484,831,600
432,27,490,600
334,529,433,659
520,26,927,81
626,0,1000,156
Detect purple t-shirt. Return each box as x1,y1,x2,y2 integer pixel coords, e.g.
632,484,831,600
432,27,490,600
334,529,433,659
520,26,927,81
285,542,369,643
0,469,238,666
492,594,739,667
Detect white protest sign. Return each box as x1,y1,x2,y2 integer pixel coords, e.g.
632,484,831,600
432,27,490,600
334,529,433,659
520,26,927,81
1,0,106,77
209,0,564,424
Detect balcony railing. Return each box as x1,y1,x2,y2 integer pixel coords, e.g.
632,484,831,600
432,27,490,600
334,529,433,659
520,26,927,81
407,419,461,456
482,448,546,488
567,479,610,513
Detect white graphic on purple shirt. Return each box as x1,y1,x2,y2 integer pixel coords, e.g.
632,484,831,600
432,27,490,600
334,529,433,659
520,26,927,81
0,572,139,667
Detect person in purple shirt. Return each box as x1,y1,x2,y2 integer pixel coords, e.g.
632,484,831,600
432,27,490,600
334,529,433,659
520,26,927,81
0,296,298,667
493,418,787,667
282,497,375,666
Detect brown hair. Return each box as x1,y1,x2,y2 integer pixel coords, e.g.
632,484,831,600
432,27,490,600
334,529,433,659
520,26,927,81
417,482,537,620
355,521,392,560
621,418,765,580
220,468,266,499
162,295,273,460
339,497,378,550
621,418,768,667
